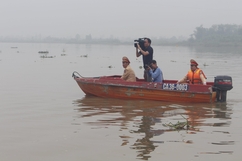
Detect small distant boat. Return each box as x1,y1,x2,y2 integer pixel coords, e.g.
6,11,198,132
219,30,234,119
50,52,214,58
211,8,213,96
38,51,49,53
11,47,18,49
40,55,55,58
61,49,66,56
72,72,233,103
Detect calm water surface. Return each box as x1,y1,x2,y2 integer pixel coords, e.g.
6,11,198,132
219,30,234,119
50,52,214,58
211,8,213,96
0,43,242,161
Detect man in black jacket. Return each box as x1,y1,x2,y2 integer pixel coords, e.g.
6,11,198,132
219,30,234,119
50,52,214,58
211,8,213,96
136,38,153,82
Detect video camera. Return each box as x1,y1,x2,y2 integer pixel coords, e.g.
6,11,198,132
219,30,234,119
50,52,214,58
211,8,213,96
144,64,151,69
134,38,146,50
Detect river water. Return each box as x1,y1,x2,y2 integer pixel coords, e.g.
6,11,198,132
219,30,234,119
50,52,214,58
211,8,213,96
0,43,241,161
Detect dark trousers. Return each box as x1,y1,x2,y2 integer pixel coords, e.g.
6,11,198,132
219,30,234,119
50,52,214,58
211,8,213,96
144,69,152,82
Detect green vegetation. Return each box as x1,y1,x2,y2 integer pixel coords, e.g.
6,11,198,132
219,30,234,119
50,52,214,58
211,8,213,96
163,115,190,130
187,24,242,46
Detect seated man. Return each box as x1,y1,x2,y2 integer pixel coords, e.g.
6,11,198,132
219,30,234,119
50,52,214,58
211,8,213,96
121,56,136,82
147,60,163,82
177,59,207,85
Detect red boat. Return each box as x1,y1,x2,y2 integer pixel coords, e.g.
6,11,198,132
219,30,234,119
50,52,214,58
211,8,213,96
72,71,233,103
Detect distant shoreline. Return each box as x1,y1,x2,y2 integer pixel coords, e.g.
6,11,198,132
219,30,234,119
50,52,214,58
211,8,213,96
1,40,242,47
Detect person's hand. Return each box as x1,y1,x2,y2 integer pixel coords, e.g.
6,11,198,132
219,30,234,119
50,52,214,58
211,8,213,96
137,44,141,50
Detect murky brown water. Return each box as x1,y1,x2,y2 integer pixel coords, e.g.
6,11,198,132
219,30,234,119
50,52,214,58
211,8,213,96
0,43,242,161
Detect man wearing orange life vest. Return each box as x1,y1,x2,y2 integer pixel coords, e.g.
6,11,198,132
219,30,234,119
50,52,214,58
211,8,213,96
177,59,207,85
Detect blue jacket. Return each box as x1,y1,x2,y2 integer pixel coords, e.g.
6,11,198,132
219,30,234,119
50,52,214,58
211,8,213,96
149,67,163,82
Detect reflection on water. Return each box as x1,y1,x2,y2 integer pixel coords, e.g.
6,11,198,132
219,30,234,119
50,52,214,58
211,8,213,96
73,96,232,160
185,102,232,128
130,115,164,160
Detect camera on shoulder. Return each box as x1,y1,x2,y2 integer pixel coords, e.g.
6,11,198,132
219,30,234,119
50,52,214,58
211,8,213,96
134,38,145,50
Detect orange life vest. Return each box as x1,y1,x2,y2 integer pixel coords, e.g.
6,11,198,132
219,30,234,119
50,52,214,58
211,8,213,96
186,68,207,84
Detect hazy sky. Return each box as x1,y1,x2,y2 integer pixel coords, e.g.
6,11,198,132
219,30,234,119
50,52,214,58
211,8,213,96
1,0,242,39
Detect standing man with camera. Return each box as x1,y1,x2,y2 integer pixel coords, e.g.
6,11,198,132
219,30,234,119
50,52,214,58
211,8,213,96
136,38,153,82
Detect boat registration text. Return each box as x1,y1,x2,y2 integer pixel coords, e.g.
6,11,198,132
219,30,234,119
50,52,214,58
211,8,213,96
162,83,188,91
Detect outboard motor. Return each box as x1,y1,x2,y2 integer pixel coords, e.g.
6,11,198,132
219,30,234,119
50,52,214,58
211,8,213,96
213,75,233,102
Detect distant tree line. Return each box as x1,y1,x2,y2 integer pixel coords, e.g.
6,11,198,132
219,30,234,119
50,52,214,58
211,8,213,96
187,24,242,46
1,24,242,46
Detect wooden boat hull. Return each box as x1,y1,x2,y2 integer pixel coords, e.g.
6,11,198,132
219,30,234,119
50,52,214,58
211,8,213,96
73,75,216,103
